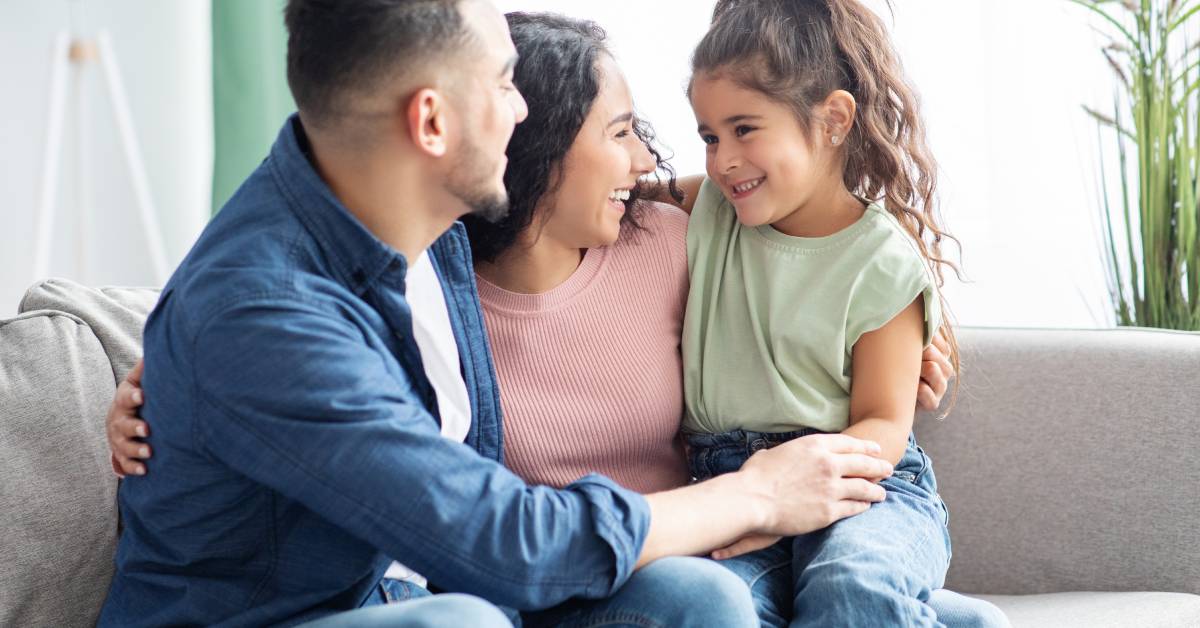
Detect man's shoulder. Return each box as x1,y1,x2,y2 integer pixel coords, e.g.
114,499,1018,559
153,208,354,343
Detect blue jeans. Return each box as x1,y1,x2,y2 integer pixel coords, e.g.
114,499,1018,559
296,580,511,627
521,555,759,627
687,430,1005,628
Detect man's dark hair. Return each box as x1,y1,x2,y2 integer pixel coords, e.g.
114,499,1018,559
284,0,473,125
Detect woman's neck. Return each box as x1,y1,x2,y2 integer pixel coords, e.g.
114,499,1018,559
475,234,587,295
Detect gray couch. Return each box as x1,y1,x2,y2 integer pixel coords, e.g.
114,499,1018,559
2,279,1199,627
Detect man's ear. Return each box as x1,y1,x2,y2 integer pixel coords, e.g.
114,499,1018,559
821,89,857,145
406,88,449,158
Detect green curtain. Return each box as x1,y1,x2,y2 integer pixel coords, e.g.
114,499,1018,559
211,0,294,214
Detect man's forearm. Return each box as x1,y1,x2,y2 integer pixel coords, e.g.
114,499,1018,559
636,471,769,567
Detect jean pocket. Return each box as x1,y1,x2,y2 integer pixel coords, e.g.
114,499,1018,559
893,443,931,486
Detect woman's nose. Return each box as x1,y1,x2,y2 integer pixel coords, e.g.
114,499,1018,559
631,140,656,176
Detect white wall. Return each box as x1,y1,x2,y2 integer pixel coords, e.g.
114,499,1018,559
496,0,1122,328
0,0,212,311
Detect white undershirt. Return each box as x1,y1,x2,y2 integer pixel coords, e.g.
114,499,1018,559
383,252,472,585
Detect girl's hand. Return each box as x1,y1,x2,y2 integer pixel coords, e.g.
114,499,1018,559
711,533,781,560
107,359,151,477
918,328,954,411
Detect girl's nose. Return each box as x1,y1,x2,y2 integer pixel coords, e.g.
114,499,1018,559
717,147,741,174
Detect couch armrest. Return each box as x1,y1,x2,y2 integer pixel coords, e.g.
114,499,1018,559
915,326,1200,595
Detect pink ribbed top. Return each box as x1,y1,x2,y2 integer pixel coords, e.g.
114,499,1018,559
476,202,691,494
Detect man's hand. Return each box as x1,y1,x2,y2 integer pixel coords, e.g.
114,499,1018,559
637,433,889,567
739,433,892,537
918,328,955,411
711,533,780,560
107,359,151,477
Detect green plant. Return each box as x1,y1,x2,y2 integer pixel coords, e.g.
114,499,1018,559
1072,0,1200,330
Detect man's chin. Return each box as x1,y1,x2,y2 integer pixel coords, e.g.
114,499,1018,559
468,194,510,223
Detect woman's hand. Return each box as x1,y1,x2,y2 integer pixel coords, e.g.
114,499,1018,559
918,328,954,411
107,359,151,477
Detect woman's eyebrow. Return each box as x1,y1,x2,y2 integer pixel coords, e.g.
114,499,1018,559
607,112,634,128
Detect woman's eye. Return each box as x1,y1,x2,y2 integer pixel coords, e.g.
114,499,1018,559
616,129,631,139
735,125,755,137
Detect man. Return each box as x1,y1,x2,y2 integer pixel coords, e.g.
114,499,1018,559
99,1,893,625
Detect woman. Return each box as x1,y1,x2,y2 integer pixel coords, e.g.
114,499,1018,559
108,10,1003,628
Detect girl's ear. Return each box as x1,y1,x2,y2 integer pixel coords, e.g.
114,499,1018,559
822,90,857,146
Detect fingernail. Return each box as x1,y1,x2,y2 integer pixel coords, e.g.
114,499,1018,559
132,391,143,404
139,446,150,458
136,425,147,437
134,466,146,476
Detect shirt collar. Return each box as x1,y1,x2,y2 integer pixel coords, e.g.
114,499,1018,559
267,114,407,294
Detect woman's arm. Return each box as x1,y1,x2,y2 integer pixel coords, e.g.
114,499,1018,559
649,174,705,214
107,359,150,477
919,330,953,411
843,296,927,464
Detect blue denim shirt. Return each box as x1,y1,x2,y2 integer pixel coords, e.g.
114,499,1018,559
99,116,650,627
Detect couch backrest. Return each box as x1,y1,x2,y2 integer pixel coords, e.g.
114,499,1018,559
0,280,157,627
916,326,1200,596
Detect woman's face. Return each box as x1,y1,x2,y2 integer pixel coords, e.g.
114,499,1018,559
537,54,656,250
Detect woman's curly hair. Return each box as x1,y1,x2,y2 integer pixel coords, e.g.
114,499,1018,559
461,12,681,264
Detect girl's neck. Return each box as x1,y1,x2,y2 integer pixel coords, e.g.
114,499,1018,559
770,183,866,238
474,233,587,295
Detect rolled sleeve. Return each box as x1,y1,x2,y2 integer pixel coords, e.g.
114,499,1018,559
190,295,650,609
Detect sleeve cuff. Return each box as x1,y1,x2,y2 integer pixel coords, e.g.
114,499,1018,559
566,473,652,597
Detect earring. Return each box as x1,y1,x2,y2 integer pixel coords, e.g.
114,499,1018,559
831,135,841,146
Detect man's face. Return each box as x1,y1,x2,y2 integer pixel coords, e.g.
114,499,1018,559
445,0,528,222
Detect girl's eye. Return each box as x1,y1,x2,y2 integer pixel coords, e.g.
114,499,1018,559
700,134,718,145
735,125,756,137
616,129,631,139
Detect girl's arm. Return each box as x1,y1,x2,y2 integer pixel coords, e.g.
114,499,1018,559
843,296,927,465
649,174,705,214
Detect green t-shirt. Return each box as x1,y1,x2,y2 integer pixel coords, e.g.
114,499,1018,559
682,178,941,435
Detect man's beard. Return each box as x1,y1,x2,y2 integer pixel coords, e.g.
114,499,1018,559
447,135,509,223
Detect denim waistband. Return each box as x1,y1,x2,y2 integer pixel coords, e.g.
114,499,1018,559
683,427,828,452
684,428,920,452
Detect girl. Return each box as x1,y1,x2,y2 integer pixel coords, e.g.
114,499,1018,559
682,0,960,626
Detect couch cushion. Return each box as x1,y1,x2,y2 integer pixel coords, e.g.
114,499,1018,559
19,279,160,380
0,311,120,627
977,591,1200,628
0,280,158,627
916,327,1200,596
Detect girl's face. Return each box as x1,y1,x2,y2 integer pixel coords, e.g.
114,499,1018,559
690,74,834,228
538,55,656,250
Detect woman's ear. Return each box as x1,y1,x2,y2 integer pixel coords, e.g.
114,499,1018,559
822,89,857,147
406,87,449,158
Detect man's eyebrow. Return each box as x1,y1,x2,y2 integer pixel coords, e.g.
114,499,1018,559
607,112,634,127
499,54,518,78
